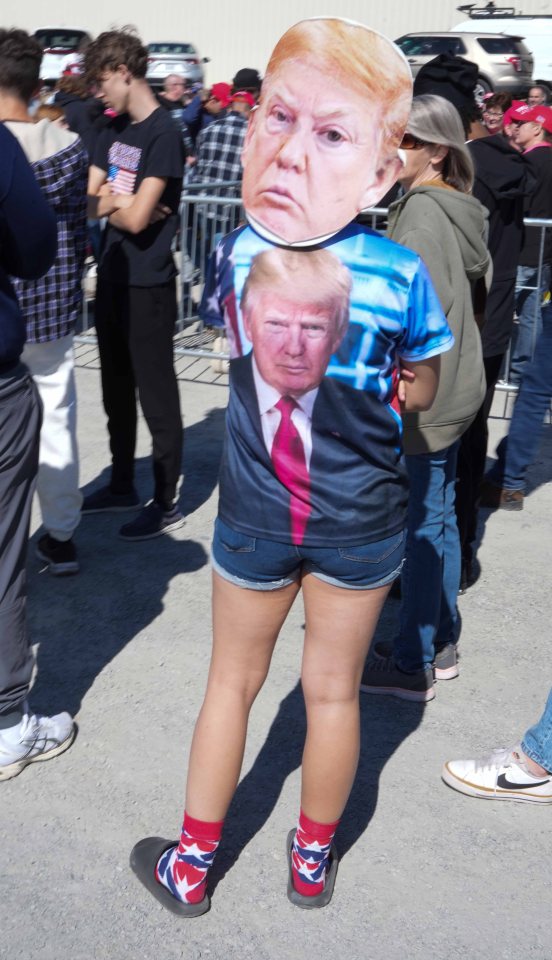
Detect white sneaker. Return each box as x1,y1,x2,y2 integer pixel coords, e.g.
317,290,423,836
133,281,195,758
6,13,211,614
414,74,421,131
442,745,552,803
0,710,75,781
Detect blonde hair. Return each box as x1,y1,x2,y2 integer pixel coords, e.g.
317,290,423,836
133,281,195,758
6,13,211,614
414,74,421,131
407,94,474,194
263,18,412,157
241,247,352,337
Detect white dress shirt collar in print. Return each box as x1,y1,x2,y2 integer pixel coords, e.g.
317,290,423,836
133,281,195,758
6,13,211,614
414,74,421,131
251,355,317,470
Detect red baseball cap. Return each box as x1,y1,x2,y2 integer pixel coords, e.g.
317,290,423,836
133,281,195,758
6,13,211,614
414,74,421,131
510,103,552,132
230,90,255,108
503,100,525,127
208,82,232,107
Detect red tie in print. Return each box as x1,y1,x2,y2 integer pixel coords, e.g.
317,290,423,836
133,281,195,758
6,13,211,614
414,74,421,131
271,397,311,545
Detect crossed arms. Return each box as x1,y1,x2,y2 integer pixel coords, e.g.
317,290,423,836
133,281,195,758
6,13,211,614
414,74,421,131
87,165,171,235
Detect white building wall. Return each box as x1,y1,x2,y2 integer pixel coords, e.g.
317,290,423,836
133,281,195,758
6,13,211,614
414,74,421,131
6,0,552,84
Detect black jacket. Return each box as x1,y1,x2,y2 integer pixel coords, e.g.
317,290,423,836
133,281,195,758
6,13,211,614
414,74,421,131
469,134,536,281
469,134,537,356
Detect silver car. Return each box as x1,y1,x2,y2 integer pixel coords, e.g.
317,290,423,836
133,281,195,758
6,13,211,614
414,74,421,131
395,31,533,104
146,42,209,89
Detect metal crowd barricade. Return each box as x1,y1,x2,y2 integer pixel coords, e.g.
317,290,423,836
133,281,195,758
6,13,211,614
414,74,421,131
174,197,388,361
77,189,552,395
175,180,243,360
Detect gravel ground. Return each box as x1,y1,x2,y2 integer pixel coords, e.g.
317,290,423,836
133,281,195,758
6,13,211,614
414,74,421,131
1,351,550,960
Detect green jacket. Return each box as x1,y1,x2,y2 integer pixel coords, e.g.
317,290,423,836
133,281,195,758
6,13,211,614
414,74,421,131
387,183,489,454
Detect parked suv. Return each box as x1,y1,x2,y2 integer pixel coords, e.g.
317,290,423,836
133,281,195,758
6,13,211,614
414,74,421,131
33,27,92,85
395,31,533,103
455,7,552,93
146,42,209,90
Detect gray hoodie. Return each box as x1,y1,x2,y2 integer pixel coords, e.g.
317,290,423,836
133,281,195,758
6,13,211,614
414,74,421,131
387,183,489,454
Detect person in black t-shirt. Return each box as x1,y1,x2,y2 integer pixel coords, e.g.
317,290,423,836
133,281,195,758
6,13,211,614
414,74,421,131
83,29,186,540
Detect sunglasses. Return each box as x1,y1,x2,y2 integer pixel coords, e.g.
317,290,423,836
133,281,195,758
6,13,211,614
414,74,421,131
400,132,428,150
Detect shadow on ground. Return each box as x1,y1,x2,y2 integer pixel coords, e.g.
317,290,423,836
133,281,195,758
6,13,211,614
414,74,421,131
27,407,227,717
208,679,424,894
472,423,552,564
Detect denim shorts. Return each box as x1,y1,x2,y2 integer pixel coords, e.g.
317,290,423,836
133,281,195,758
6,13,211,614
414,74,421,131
211,517,405,592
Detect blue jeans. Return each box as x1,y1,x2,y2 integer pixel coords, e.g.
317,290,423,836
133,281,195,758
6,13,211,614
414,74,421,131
489,303,552,491
396,442,460,671
521,688,552,773
509,263,551,385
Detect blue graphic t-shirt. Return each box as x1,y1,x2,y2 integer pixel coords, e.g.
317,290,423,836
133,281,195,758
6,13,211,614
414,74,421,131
201,221,453,547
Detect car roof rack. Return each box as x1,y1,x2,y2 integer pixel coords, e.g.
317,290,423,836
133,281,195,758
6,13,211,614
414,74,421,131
457,2,552,17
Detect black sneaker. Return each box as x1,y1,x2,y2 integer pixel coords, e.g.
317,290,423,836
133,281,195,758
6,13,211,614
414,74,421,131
81,486,141,514
373,639,458,681
359,655,435,702
36,535,79,576
119,503,185,541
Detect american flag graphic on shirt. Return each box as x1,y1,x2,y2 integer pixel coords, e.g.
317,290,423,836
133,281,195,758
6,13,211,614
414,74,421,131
107,141,141,195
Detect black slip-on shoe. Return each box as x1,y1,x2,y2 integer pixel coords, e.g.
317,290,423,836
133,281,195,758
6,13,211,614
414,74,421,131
286,828,338,909
81,486,141,514
129,836,210,917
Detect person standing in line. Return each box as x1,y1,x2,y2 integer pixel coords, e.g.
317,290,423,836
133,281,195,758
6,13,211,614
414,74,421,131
360,95,489,701
481,93,511,136
83,29,186,541
527,85,549,107
455,108,535,588
157,75,194,159
0,123,76,781
191,90,252,184
0,29,88,575
507,103,552,385
231,67,262,102
479,300,552,510
128,19,454,916
180,82,232,147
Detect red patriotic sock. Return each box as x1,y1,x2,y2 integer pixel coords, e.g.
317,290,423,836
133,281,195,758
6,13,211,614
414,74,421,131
155,812,223,904
291,809,339,897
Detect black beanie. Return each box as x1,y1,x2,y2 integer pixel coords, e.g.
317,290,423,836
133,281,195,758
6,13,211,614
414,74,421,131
413,54,478,112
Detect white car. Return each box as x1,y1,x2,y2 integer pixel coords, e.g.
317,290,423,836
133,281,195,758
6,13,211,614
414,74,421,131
33,27,92,85
146,42,209,89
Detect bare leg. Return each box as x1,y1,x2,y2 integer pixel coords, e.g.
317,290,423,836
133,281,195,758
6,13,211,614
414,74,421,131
185,571,300,821
300,574,390,823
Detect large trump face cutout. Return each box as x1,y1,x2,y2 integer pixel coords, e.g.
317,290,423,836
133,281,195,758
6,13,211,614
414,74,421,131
241,17,412,245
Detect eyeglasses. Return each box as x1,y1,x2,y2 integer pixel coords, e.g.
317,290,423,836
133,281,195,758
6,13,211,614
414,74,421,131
510,119,528,126
400,132,428,150
483,111,503,119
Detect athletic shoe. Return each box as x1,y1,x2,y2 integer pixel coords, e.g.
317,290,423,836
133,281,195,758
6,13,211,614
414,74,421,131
432,643,459,680
372,639,458,681
442,745,552,803
119,502,185,541
359,656,435,702
479,479,524,511
0,709,75,781
36,534,79,576
81,486,141,514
